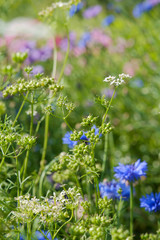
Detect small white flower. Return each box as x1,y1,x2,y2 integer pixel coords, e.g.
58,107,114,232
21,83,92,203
104,73,131,86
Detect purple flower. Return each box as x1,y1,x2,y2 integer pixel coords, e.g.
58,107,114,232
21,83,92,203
91,29,112,47
69,2,83,17
29,65,44,77
99,180,130,200
101,88,116,98
83,5,102,19
140,193,160,212
62,131,78,149
102,15,115,27
60,32,76,51
39,45,52,61
114,159,148,183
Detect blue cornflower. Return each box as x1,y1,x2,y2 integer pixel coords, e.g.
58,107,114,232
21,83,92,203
78,32,91,48
63,125,102,148
99,180,130,200
114,159,147,183
80,132,89,142
62,131,78,149
20,231,57,240
133,1,153,18
102,15,115,27
92,125,102,137
140,193,160,212
35,231,52,240
69,2,83,17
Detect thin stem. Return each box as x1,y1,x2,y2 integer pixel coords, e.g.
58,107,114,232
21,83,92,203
102,133,109,180
52,37,57,78
27,222,31,240
0,156,5,171
37,27,70,194
12,91,29,127
21,94,34,194
74,174,84,198
109,132,115,178
102,88,117,126
29,93,34,136
52,209,73,240
117,196,123,226
39,113,49,177
16,157,20,240
39,230,50,240
130,183,133,239
87,175,91,205
63,117,73,131
57,25,70,85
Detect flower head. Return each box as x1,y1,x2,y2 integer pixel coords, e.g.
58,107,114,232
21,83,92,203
104,73,131,87
29,65,44,77
69,2,83,17
83,5,102,19
140,192,160,212
62,131,78,149
114,159,148,183
133,1,153,18
78,32,91,48
63,126,102,148
99,180,130,200
102,15,115,27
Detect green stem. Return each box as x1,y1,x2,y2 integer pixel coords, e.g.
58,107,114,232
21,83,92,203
29,93,34,136
102,133,109,180
12,91,29,127
37,27,70,195
21,94,34,193
74,174,84,198
102,88,117,126
130,183,133,239
95,177,100,213
109,132,115,178
52,209,73,240
39,112,49,177
63,117,73,131
27,222,31,240
52,37,57,78
57,25,70,85
16,157,20,240
117,196,123,226
39,230,50,240
0,156,5,171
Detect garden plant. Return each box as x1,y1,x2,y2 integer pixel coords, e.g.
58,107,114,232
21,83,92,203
0,0,160,239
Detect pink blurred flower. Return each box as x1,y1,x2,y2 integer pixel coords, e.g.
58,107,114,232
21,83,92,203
123,59,140,76
73,46,86,57
91,29,112,47
64,64,72,76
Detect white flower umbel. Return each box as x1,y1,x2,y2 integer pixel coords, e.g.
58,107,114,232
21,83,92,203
104,73,132,87
13,187,81,226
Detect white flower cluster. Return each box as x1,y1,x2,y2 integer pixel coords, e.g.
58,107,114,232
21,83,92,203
104,73,131,87
39,0,80,17
13,188,81,225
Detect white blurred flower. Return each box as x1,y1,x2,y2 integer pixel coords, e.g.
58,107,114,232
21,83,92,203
104,73,131,86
